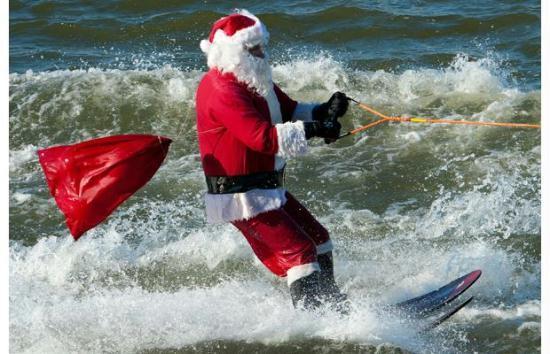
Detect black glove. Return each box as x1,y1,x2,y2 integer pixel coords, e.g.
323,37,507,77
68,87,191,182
312,92,349,122
304,120,341,141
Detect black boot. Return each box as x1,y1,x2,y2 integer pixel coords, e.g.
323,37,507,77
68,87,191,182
317,252,350,314
289,271,322,311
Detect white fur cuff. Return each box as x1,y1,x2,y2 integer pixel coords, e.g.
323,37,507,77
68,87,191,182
275,121,308,158
287,262,321,286
292,103,317,122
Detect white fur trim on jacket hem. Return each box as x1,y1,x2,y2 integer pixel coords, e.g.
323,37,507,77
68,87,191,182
275,121,308,158
316,240,334,255
205,188,287,223
287,262,321,286
292,102,317,122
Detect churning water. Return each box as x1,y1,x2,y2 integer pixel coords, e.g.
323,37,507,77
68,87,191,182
10,1,540,353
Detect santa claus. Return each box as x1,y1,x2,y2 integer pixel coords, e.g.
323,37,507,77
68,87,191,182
196,9,349,312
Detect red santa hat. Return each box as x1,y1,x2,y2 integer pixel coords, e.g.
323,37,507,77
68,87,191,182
199,10,269,54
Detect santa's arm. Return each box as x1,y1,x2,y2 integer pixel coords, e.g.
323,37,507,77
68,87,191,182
273,84,318,123
213,85,308,158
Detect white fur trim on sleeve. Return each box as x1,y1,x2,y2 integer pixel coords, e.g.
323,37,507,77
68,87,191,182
275,121,308,158
292,103,317,122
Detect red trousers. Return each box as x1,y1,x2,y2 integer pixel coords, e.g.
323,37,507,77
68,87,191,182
232,192,332,285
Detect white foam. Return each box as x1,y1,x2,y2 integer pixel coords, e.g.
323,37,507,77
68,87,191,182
9,66,203,152
9,144,37,173
458,300,540,322
273,54,350,96
10,226,426,353
11,192,32,204
9,278,424,353
517,321,541,334
271,53,540,129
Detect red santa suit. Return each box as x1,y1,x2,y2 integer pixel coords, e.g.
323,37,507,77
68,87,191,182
196,10,333,286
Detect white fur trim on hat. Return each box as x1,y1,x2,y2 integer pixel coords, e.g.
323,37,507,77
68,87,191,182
200,9,269,54
275,121,308,158
200,39,211,54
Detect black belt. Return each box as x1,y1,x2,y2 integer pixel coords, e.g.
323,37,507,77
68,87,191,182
205,169,285,194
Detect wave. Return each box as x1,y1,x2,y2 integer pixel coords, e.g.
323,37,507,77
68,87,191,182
9,53,540,149
9,53,540,352
9,198,539,352
9,66,202,149
10,4,540,43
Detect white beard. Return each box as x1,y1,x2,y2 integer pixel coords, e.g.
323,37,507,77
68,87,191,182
206,41,273,97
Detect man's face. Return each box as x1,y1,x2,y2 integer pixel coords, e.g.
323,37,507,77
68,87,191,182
246,44,265,59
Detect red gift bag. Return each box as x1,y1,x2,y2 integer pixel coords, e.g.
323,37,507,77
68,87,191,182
38,134,172,240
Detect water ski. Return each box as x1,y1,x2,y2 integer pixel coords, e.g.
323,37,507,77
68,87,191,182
379,270,481,330
392,269,481,317
424,296,474,330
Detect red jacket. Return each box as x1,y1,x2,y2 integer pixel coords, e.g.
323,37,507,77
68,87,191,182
196,69,301,176
195,68,315,222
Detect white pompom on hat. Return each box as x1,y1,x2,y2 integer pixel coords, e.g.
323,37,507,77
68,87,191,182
199,9,269,54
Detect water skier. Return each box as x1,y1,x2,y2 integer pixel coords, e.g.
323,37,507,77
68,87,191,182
195,9,349,312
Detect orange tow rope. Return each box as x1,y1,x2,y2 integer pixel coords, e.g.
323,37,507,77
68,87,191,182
339,98,541,138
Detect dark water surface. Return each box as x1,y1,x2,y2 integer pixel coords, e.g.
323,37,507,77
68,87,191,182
10,1,540,353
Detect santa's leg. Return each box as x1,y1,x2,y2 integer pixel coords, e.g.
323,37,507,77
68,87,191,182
232,207,323,310
282,192,349,313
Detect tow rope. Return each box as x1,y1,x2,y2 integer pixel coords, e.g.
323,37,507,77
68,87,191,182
338,98,541,139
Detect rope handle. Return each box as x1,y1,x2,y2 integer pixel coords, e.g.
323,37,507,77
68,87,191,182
338,98,540,139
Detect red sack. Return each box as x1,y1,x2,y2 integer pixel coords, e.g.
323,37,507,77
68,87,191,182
38,134,172,240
